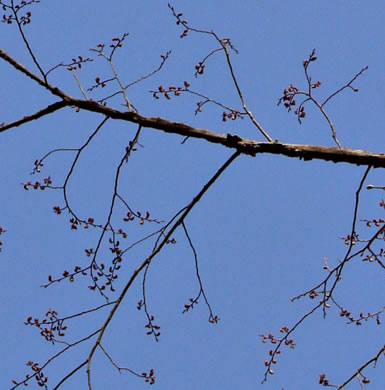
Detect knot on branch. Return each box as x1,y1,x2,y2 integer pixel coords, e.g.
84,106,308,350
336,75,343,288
226,133,242,147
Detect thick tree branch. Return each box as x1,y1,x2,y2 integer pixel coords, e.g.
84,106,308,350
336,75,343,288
2,48,385,168
46,99,385,167
0,48,70,99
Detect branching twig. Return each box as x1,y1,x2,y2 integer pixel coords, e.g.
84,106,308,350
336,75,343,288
278,49,368,149
322,66,369,107
182,221,218,323
11,328,102,389
85,150,240,388
336,344,385,389
168,4,273,142
8,0,46,80
261,166,372,383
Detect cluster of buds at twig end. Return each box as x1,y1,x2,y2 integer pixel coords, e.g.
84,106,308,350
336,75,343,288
168,4,189,38
145,315,161,339
0,226,6,252
303,48,317,69
141,369,155,385
152,81,190,99
195,61,205,75
278,85,299,111
222,111,242,121
22,177,52,190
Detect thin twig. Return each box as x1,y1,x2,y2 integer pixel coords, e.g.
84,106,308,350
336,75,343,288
262,166,372,383
337,344,385,389
322,66,369,107
182,221,217,322
72,68,89,99
10,0,46,81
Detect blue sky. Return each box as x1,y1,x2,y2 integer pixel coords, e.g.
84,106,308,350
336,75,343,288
1,1,384,389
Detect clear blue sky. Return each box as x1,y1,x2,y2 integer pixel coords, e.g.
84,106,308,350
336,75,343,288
1,1,384,389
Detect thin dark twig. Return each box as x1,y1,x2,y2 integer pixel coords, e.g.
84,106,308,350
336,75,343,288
325,165,372,300
125,51,171,89
322,66,369,107
366,247,385,269
151,206,188,251
31,147,78,175
152,86,245,116
141,262,160,342
34,117,111,292
139,207,195,342
45,57,93,78
11,328,101,389
40,301,117,326
86,125,142,298
337,344,385,390
10,0,46,81
99,343,144,377
52,360,88,390
91,47,169,105
194,47,222,77
62,117,110,219
182,221,217,322
121,229,165,255
116,194,163,223
302,51,342,149
221,43,273,142
292,166,373,303
329,295,385,325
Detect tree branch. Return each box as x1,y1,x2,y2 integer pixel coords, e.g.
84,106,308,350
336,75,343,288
86,150,241,388
0,101,67,133
2,48,385,168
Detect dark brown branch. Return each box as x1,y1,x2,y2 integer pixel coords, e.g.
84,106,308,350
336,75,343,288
0,101,67,133
53,360,88,390
0,49,61,95
29,97,385,168
2,49,385,168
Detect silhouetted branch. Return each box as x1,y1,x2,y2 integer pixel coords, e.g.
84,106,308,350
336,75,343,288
1,50,383,168
0,101,67,133
261,166,373,383
182,221,219,323
337,344,385,389
86,150,240,388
